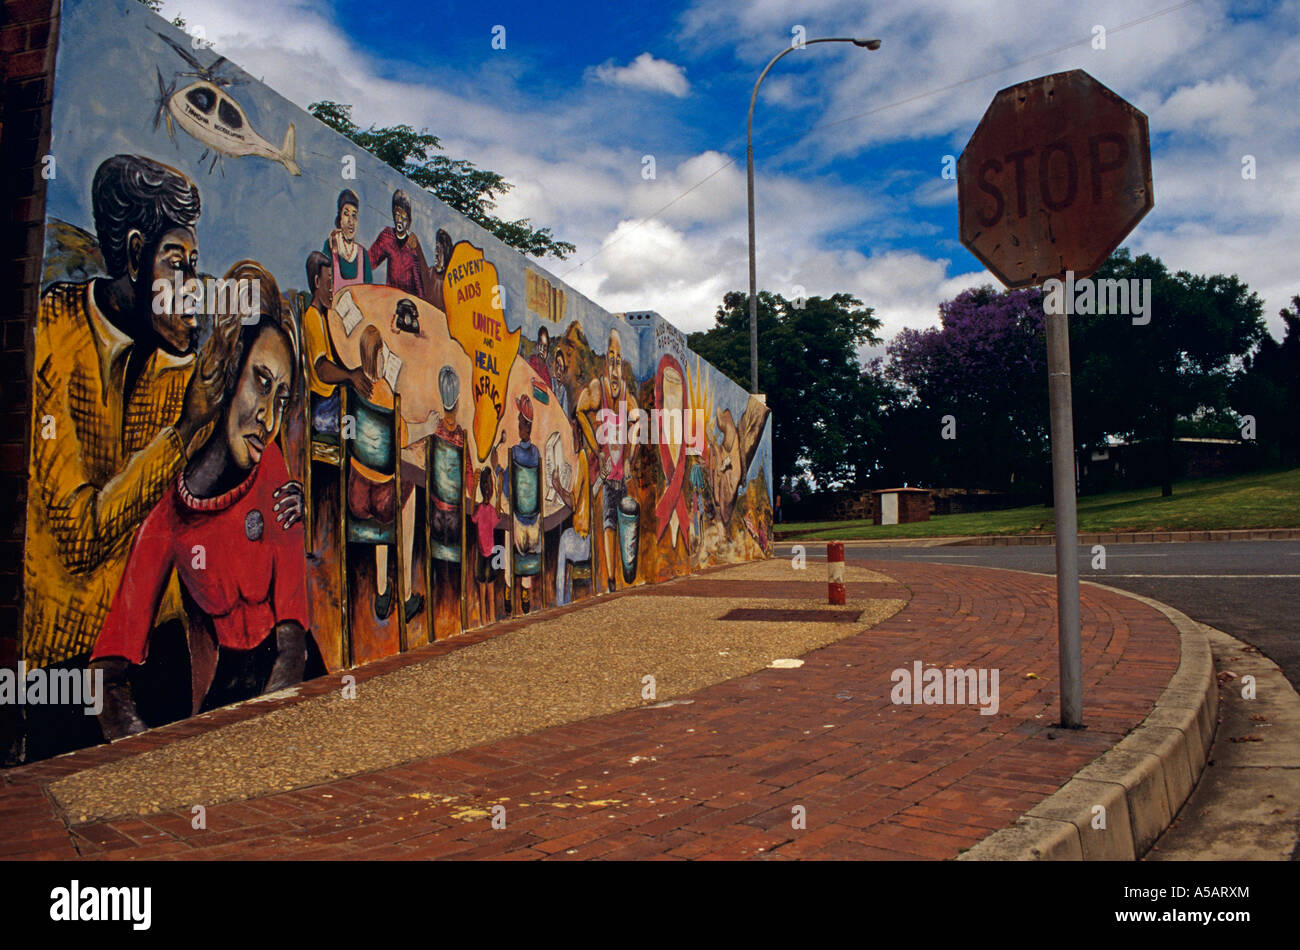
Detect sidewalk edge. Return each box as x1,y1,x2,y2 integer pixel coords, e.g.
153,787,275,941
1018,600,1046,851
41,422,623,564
958,583,1217,861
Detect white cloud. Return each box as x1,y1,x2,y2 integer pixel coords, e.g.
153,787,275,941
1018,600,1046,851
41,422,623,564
1155,76,1256,138
156,0,1300,348
590,53,690,97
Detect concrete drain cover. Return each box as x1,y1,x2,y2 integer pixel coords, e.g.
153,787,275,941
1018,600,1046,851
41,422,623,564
718,608,863,623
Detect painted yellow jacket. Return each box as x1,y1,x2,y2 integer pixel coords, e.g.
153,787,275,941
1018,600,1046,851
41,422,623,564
24,281,192,667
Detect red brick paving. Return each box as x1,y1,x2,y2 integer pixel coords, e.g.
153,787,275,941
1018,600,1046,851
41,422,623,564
0,561,1180,860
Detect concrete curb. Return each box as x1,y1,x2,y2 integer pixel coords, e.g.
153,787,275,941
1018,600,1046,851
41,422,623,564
958,583,1217,861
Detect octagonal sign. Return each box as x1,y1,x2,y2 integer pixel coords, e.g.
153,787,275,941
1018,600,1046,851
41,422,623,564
957,70,1153,288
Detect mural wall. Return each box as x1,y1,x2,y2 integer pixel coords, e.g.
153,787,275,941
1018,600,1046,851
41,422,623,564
22,0,772,754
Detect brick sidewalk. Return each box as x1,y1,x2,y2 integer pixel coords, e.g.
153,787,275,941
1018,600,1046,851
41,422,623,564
1,561,1180,860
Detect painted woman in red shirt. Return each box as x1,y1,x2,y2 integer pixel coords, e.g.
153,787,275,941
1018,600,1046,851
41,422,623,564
89,262,311,740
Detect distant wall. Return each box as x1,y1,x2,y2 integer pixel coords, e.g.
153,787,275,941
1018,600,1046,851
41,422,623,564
9,0,772,760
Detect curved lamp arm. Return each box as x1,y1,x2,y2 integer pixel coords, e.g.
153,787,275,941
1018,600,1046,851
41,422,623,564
745,36,880,393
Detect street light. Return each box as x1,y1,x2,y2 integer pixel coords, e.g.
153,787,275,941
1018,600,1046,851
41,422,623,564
746,36,881,393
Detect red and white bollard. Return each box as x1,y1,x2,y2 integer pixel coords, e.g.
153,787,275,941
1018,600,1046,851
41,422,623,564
827,541,845,605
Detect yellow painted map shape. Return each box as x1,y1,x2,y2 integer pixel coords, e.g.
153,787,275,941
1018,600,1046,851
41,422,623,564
443,241,519,462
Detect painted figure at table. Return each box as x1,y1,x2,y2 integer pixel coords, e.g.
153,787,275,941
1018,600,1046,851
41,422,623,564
347,326,422,623
300,249,371,438
429,364,474,563
577,327,639,591
25,154,226,671
90,263,310,738
553,415,592,607
324,188,373,290
502,394,541,614
369,189,427,298
424,228,454,312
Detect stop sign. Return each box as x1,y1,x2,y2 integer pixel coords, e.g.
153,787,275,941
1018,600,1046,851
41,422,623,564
957,70,1153,288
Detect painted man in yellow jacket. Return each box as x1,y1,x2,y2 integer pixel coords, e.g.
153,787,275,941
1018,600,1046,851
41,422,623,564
24,155,226,676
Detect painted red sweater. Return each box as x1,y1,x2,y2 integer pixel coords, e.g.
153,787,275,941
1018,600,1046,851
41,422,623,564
92,441,309,665
369,227,426,297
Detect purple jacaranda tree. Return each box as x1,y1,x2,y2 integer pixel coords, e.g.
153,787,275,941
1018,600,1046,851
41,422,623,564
880,285,1051,490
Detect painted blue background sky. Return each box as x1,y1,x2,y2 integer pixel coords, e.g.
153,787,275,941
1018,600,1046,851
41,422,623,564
142,0,1298,354
46,0,772,488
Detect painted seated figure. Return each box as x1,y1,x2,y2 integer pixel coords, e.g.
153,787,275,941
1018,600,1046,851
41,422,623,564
346,326,422,624
90,262,311,739
300,249,371,440
553,415,592,606
429,365,471,563
505,395,542,614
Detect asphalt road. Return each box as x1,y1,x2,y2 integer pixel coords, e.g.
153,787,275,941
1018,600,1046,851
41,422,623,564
775,540,1300,691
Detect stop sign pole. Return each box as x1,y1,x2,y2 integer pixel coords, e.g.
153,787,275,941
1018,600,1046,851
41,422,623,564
957,70,1154,729
1044,283,1083,728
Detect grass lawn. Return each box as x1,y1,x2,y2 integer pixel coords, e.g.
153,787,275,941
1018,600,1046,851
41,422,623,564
776,468,1300,541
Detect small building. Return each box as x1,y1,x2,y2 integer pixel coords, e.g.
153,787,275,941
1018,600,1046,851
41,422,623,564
872,487,932,525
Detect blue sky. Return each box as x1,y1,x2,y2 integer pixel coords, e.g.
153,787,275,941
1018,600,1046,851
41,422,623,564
153,0,1299,352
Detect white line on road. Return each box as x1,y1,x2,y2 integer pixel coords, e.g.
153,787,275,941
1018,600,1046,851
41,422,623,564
1089,574,1300,579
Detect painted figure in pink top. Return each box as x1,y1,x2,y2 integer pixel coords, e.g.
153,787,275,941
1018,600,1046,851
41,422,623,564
324,188,373,289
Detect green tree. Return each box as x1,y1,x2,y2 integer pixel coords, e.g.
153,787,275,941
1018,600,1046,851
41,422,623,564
1232,294,1300,466
688,291,882,489
881,285,1050,491
309,101,575,261
136,0,185,27
1070,249,1265,495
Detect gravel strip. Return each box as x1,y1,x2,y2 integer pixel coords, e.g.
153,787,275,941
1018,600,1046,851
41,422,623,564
50,584,905,823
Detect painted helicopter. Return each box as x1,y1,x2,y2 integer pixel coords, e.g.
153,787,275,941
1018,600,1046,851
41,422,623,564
153,32,300,176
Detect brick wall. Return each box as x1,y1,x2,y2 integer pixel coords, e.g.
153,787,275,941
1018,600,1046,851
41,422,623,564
0,0,60,763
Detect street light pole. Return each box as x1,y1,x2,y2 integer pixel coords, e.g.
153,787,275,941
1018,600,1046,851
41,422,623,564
746,36,880,394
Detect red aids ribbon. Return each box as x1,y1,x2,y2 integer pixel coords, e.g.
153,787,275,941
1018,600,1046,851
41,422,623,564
653,355,690,541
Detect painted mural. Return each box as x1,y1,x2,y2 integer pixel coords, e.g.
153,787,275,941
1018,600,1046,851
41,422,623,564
22,0,773,756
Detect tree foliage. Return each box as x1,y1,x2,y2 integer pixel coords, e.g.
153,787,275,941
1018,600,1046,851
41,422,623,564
309,100,575,260
708,249,1272,498
136,0,185,27
1232,294,1300,467
879,285,1050,490
1069,249,1265,494
688,291,882,490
